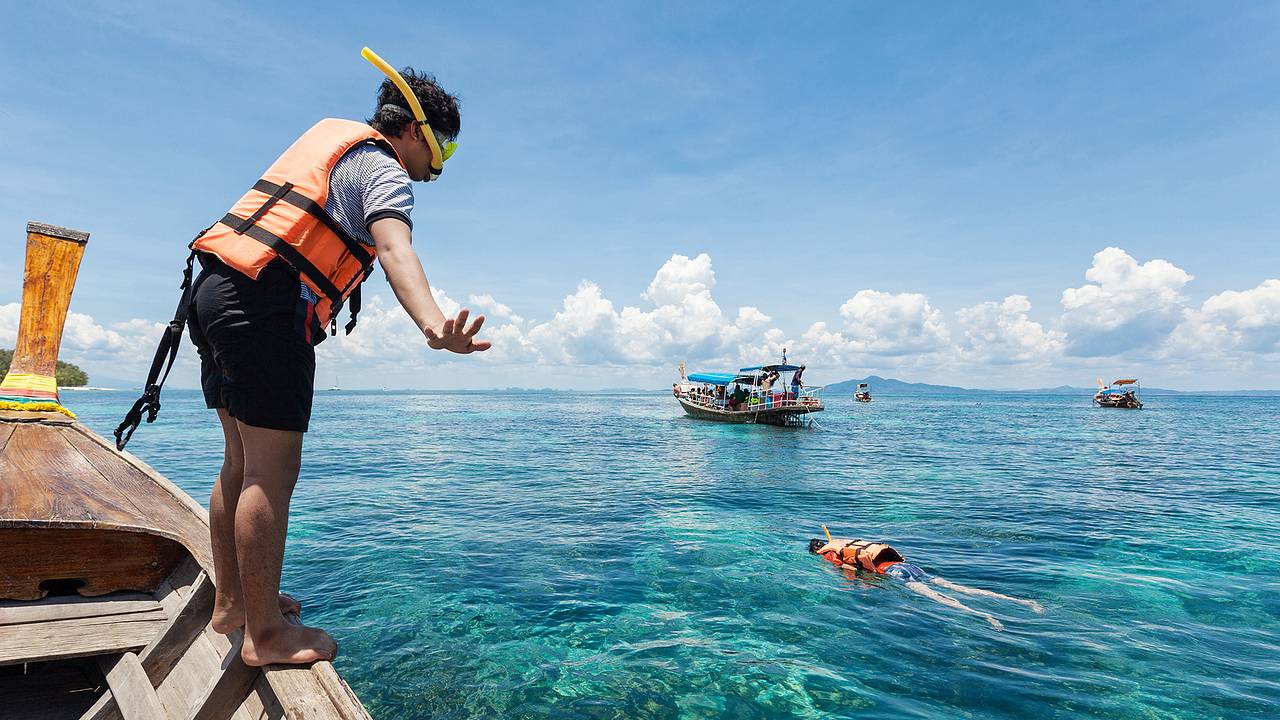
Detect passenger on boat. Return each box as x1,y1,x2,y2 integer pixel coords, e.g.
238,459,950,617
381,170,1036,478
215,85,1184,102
170,67,487,667
761,371,778,392
809,538,1043,630
790,365,806,400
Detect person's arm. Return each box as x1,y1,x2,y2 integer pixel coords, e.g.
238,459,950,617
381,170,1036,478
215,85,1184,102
370,217,490,354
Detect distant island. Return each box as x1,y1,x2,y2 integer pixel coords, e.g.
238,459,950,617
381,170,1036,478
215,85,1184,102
0,348,88,387
823,375,1280,396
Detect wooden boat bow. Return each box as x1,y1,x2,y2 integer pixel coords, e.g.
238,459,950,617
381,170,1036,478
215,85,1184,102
0,222,372,719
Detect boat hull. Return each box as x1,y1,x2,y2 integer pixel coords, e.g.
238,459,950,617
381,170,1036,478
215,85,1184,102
1094,397,1143,409
0,413,374,719
677,397,822,426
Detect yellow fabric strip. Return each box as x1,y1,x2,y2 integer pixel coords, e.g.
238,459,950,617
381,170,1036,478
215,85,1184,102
0,399,76,419
0,372,59,393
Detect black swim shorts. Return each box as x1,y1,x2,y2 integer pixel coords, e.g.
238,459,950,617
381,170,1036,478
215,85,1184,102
187,253,324,432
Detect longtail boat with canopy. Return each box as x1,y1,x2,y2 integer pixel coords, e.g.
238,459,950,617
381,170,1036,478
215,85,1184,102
1094,378,1143,408
854,383,872,403
0,222,372,719
673,358,823,426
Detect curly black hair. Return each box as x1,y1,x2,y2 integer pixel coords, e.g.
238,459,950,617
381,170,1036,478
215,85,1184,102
367,66,460,140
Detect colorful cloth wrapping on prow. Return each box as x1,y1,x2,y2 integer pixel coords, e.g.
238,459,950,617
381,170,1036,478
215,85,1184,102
0,372,76,418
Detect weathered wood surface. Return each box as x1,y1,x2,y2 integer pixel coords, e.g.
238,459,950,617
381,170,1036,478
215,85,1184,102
0,414,370,718
0,527,187,600
99,653,168,720
63,423,213,565
155,561,265,720
0,592,158,625
270,615,371,720
139,572,214,683
0,605,167,665
186,631,259,720
7,223,88,380
0,419,214,600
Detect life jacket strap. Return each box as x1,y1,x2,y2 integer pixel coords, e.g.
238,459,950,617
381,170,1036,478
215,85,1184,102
248,179,373,269
114,243,200,450
225,178,375,336
344,284,361,335
218,213,344,305
235,181,293,234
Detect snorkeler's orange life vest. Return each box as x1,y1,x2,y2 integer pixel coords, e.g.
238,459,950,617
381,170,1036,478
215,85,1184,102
192,118,407,334
821,540,905,574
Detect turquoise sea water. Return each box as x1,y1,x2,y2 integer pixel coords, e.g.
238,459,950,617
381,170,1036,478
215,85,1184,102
68,389,1279,719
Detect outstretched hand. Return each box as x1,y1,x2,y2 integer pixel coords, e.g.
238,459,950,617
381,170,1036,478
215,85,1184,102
424,308,491,354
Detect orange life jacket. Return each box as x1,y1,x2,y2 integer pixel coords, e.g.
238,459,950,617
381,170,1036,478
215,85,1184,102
192,118,407,334
821,540,906,574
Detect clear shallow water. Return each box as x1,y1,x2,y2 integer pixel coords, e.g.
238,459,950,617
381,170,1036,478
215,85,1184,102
67,389,1280,719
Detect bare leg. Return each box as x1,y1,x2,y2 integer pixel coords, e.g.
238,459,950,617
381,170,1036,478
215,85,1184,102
931,577,1044,613
904,581,1004,630
209,409,302,633
233,421,336,666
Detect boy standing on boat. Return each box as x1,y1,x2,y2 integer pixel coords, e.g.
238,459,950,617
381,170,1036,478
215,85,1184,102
123,64,488,666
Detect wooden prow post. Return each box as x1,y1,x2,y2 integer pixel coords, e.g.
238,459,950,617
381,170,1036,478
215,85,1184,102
0,222,90,410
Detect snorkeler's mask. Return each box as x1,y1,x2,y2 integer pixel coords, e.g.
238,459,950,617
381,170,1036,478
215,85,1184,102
361,46,458,181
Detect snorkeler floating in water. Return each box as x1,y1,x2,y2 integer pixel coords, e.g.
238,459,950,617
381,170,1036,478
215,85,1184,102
809,535,1043,630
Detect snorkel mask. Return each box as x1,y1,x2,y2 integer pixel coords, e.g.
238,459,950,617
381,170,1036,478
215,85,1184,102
361,46,457,181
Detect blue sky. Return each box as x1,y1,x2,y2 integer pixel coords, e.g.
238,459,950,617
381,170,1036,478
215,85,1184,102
1,2,1278,389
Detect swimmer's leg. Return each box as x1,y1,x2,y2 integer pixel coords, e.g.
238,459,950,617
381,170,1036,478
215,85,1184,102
929,577,1044,613
904,581,1004,630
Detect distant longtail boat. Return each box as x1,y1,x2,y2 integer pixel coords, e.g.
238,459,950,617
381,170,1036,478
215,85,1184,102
1094,377,1144,409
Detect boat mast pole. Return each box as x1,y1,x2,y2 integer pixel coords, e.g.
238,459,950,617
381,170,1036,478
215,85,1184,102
0,222,89,412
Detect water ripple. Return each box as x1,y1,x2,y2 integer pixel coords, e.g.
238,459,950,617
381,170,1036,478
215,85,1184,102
68,390,1280,719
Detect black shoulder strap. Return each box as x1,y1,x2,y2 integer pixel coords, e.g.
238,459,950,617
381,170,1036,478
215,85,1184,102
114,245,199,450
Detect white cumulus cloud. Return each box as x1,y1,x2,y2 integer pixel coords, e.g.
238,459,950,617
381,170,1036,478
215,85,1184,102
1060,247,1192,357
1166,278,1280,359
955,295,1064,364
0,302,164,370
524,253,777,366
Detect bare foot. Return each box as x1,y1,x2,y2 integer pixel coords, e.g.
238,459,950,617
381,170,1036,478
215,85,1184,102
241,622,337,666
212,592,303,634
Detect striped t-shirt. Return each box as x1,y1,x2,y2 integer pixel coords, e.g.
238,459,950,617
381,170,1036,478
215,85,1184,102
298,142,414,303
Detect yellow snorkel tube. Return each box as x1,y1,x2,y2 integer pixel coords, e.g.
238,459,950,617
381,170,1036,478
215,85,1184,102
361,46,456,180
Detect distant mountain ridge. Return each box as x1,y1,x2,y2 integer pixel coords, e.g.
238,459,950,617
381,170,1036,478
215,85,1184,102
823,375,1280,396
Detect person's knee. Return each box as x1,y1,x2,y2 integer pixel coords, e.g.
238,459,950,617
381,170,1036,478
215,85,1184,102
221,455,246,482
240,462,301,495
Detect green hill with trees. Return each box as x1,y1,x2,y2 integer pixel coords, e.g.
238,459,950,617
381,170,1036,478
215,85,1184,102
0,348,89,387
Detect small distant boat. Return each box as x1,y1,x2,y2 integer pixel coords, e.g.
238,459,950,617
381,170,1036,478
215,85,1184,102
854,383,872,403
1094,378,1143,408
673,358,823,426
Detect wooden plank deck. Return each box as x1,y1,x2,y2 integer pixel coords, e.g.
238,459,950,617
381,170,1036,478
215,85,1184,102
1,416,371,718
0,605,167,666
100,653,168,720
0,593,158,626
